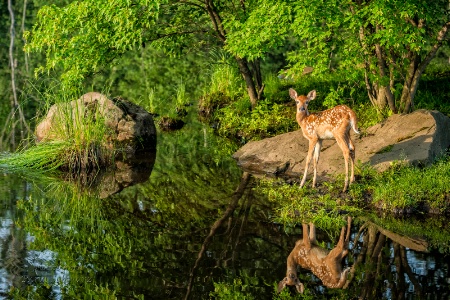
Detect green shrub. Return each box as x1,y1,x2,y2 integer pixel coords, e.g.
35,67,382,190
215,99,296,143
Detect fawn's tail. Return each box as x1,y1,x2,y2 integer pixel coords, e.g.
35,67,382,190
349,110,360,134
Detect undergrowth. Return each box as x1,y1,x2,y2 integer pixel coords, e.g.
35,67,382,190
205,71,381,143
370,157,450,213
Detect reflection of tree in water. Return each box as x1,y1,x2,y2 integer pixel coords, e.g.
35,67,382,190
347,221,449,299
0,174,57,297
2,224,25,290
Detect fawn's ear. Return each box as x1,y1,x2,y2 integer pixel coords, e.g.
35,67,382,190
295,279,305,294
307,90,316,100
277,277,288,293
289,88,298,100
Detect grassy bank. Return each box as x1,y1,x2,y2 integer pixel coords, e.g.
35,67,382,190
258,156,450,220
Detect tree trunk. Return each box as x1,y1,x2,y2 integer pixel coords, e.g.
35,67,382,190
235,56,259,109
21,0,29,73
8,0,18,149
399,21,450,113
250,58,264,100
374,84,387,110
399,52,418,113
3,0,31,150
374,41,396,112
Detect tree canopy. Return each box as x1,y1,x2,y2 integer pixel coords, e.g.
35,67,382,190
227,0,449,113
25,0,450,113
25,0,265,106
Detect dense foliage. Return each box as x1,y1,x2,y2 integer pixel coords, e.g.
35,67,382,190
227,0,450,114
23,0,450,113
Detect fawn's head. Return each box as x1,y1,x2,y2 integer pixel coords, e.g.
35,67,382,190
278,271,304,294
289,89,316,115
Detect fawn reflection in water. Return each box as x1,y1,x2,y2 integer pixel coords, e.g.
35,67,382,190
278,217,352,293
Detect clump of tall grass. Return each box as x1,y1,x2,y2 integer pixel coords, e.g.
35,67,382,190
0,140,68,171
198,62,245,119
207,62,243,99
1,91,113,172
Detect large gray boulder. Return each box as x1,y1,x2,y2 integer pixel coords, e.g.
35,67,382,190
36,92,157,159
233,110,450,180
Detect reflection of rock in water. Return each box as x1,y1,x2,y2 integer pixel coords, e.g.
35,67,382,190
61,151,156,198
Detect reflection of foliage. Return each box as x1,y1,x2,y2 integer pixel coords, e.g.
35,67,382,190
6,118,450,299
363,213,450,254
210,274,256,300
0,172,42,294
13,122,278,298
135,120,243,230
346,220,450,299
259,178,360,235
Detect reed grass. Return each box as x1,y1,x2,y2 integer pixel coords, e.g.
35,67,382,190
0,140,68,171
1,91,113,172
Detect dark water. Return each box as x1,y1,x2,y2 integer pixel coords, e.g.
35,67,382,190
0,127,449,299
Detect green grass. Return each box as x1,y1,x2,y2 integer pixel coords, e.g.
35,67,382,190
258,178,361,234
370,157,450,213
198,62,246,120
1,91,114,172
0,140,68,171
257,155,450,226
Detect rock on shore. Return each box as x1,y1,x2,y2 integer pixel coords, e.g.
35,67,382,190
233,110,450,180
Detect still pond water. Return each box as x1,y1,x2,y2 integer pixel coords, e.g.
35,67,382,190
0,124,449,299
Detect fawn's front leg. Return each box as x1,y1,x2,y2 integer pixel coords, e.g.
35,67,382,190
300,139,318,188
312,141,322,188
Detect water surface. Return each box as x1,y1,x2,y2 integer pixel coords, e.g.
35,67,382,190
0,125,449,299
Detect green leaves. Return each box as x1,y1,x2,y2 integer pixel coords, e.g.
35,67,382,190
25,0,164,89
24,0,449,115
224,0,293,60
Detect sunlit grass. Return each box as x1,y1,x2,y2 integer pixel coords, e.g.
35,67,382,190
259,154,450,223
207,63,244,99
371,157,450,212
1,91,114,171
0,140,67,171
